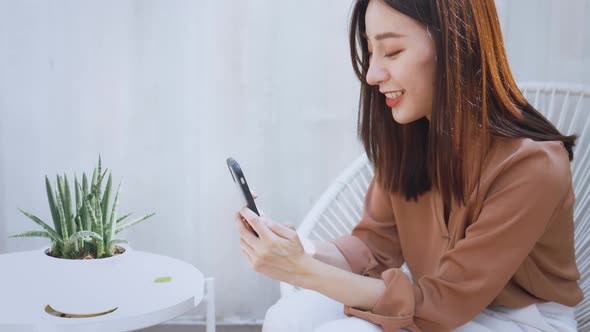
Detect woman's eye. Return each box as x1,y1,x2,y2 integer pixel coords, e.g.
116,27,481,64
385,50,402,58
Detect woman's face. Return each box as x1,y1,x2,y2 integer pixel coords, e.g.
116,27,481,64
364,0,437,123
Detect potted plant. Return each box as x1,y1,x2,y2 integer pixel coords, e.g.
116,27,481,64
9,157,155,260
1,160,211,325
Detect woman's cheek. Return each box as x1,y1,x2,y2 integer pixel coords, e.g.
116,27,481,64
413,54,436,93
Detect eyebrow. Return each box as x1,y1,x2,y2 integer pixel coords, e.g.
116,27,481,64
361,31,405,41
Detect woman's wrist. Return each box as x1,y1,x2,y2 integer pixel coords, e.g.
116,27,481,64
300,237,317,255
293,253,322,289
294,254,342,291
292,254,385,310
309,240,353,272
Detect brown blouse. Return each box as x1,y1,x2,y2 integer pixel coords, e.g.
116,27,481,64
331,137,583,332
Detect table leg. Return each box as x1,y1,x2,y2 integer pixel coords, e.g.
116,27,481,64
205,277,216,332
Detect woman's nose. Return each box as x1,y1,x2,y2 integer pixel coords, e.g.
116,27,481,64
365,58,390,86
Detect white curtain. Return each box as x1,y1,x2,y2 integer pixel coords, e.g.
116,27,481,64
0,0,587,325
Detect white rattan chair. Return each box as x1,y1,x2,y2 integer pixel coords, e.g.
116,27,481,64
279,82,590,330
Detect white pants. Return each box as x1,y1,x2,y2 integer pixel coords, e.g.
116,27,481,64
263,290,578,332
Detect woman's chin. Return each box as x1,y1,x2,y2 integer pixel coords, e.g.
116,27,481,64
391,108,424,124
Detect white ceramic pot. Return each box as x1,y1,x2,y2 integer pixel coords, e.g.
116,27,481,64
39,245,131,318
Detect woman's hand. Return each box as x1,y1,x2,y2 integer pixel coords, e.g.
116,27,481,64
234,193,385,311
235,206,311,286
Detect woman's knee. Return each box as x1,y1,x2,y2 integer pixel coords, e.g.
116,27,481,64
314,317,384,332
263,298,302,332
263,291,313,332
263,290,344,332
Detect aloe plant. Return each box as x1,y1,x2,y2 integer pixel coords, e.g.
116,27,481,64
9,157,156,259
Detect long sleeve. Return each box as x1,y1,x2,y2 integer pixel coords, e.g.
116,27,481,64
342,141,577,331
330,178,404,277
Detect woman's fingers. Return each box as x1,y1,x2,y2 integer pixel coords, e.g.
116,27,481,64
240,245,254,265
235,213,257,265
268,222,298,241
235,211,259,243
240,238,256,257
240,207,276,241
240,248,252,261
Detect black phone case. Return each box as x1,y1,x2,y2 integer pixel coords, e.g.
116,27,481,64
226,158,260,216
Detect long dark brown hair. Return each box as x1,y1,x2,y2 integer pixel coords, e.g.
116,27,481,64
350,0,576,206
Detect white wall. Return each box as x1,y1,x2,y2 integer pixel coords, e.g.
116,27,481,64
496,0,590,84
0,0,588,325
0,0,361,323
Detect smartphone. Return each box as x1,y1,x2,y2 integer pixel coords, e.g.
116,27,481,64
226,157,259,236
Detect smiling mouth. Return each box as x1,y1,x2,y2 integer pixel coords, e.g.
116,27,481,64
385,90,405,108
384,90,405,99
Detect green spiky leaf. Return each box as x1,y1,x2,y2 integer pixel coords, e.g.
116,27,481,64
115,213,156,234
45,176,62,237
91,167,98,191
110,238,128,245
101,173,113,226
9,230,52,239
116,212,133,224
95,238,104,258
75,176,81,216
77,183,90,231
55,176,69,240
84,199,98,229
63,174,75,235
93,196,103,237
105,180,122,254
83,172,89,197
65,230,103,250
17,209,63,245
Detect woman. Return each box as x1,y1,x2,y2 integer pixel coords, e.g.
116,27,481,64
234,0,583,331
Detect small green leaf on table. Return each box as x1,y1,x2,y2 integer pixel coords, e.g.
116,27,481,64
154,276,172,283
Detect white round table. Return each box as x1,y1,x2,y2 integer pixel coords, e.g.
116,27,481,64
0,246,207,332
